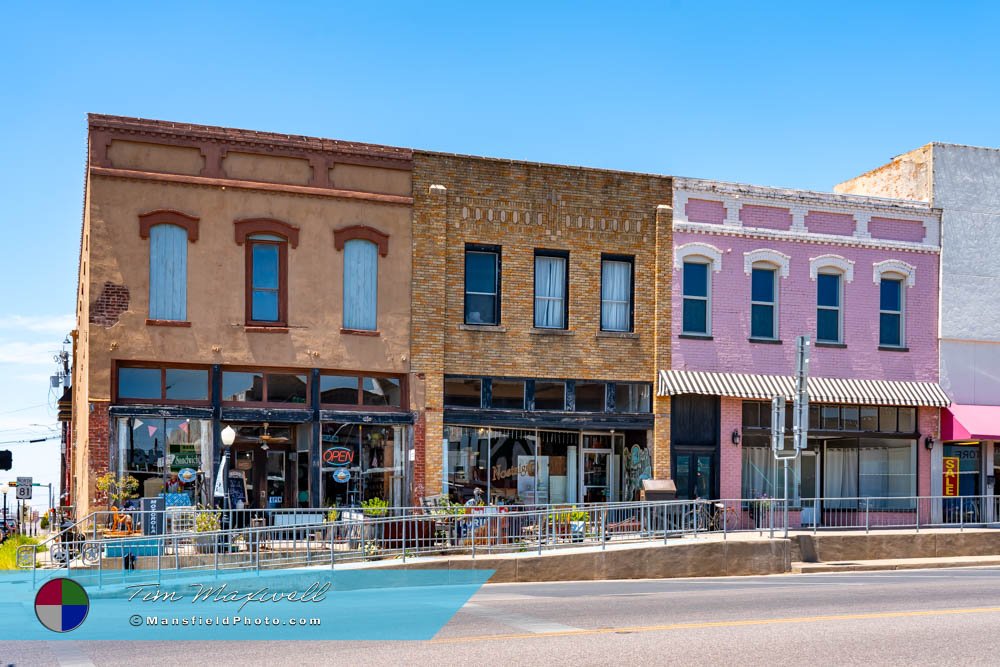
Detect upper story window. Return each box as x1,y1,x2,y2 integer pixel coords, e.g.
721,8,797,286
879,277,905,347
464,245,501,325
222,370,308,405
817,272,843,343
335,225,390,333
139,210,200,322
601,255,634,332
343,239,378,331
682,260,711,335
534,250,568,329
750,265,778,340
117,364,209,403
235,218,300,328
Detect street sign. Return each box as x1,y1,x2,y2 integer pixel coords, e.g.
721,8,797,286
16,476,32,500
771,396,796,459
792,335,811,451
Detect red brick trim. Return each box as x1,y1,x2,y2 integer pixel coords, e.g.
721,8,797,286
333,225,390,257
138,209,200,242
340,328,380,337
234,218,300,248
146,319,192,327
90,167,414,207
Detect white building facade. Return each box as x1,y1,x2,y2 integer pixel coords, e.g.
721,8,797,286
838,143,1000,503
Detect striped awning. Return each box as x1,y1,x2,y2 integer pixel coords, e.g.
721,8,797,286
657,369,950,407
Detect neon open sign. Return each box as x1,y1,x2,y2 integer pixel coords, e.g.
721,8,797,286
323,446,354,466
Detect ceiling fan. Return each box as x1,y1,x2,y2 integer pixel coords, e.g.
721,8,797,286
241,422,290,451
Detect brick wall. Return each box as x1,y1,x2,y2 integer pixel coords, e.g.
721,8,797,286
805,211,855,236
869,217,927,243
740,204,793,231
87,404,111,505
720,397,743,498
89,282,130,327
412,152,674,487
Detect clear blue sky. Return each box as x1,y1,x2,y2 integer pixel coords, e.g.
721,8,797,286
2,1,999,504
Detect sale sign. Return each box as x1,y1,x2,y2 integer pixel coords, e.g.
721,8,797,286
943,456,960,497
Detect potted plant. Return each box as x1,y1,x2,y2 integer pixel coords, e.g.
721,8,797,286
568,507,589,542
193,509,221,554
95,472,139,524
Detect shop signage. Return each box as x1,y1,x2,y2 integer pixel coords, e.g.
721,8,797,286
141,496,165,535
177,468,197,484
492,459,535,481
323,446,354,467
943,457,960,497
332,468,351,484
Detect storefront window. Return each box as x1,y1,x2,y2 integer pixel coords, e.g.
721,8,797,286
362,377,402,407
117,417,212,506
320,423,403,508
614,383,651,413
491,380,525,410
860,407,878,431
444,378,482,408
859,438,916,508
741,436,815,505
118,366,209,402
265,373,308,404
898,407,916,433
222,371,264,402
534,381,565,411
575,382,605,412
119,368,161,400
445,426,489,504
320,375,359,404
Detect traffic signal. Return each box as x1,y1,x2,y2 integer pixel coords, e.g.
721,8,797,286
0,450,11,471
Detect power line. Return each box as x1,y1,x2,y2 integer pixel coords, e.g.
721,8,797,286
0,403,50,416
0,435,60,445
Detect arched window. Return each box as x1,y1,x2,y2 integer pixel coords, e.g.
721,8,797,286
139,210,200,322
750,261,779,340
235,218,299,327
335,225,389,333
343,239,379,331
675,242,722,337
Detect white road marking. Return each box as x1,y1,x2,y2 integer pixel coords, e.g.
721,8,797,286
462,602,581,634
46,642,95,667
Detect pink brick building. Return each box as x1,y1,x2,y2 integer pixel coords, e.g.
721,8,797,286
660,178,947,527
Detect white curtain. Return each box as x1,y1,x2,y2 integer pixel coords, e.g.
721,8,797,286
149,224,188,320
741,448,774,498
343,239,378,330
534,256,565,328
601,260,631,331
824,447,859,508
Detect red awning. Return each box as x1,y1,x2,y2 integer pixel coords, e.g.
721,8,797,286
942,404,1000,440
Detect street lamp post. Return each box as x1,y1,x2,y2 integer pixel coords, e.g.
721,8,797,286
2,487,7,534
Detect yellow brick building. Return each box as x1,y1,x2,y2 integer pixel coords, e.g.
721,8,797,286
410,152,673,504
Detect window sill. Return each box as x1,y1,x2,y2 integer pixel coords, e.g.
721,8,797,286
146,319,191,328
458,323,507,333
748,337,781,345
245,325,289,334
530,328,575,336
679,333,713,340
815,342,847,348
879,346,909,352
597,331,639,339
341,328,380,337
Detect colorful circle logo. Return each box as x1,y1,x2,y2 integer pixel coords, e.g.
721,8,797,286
34,577,90,633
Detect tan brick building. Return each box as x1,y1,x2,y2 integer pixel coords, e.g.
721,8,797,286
410,152,673,505
71,115,416,515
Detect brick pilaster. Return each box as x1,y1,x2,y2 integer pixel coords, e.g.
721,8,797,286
653,204,674,480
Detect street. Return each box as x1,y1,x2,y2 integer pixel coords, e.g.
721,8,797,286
7,566,1000,666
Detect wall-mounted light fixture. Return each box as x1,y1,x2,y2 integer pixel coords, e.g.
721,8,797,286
731,429,741,446
924,435,935,450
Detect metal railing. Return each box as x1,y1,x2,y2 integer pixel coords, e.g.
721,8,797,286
18,495,1000,577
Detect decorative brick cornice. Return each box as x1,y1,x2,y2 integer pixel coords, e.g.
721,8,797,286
88,114,413,171
138,209,200,242
333,224,390,257
873,259,917,287
743,248,791,278
234,218,300,248
675,242,723,272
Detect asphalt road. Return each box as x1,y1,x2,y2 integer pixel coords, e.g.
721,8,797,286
7,567,1000,666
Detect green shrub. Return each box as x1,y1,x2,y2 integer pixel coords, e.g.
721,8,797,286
361,497,389,517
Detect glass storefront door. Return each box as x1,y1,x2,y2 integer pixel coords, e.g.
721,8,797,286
674,451,714,500
320,423,404,508
581,433,622,503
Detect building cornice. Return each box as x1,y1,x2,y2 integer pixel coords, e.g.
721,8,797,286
674,220,940,254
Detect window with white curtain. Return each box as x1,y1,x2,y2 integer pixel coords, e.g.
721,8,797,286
823,444,859,508
601,256,633,332
534,251,567,329
343,239,378,331
149,224,189,320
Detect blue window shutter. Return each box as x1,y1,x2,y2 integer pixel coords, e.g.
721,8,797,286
343,239,378,330
149,224,188,320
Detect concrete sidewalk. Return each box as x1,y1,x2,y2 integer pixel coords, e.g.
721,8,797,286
793,554,1000,573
